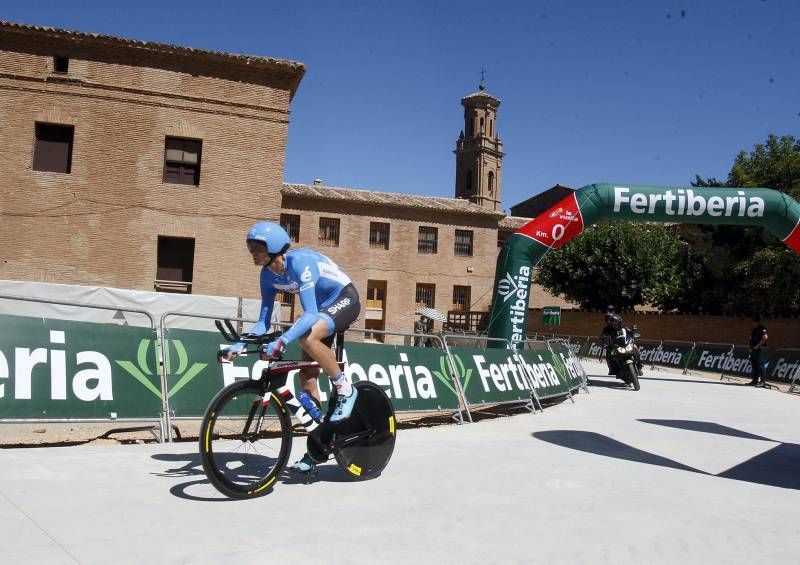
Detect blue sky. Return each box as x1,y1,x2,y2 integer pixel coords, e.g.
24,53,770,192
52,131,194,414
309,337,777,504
4,0,798,212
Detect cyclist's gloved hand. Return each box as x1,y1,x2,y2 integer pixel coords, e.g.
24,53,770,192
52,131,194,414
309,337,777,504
260,338,287,360
218,343,245,364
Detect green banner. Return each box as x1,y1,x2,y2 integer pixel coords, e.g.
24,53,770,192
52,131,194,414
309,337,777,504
767,350,800,383
488,183,800,345
543,306,561,326
637,341,695,370
0,314,162,419
163,328,462,417
688,344,752,376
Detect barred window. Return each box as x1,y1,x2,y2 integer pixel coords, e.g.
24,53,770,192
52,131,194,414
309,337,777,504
452,286,471,312
163,137,202,186
277,291,294,306
415,283,435,308
319,217,340,246
369,222,390,249
280,214,300,243
454,229,474,257
418,226,438,254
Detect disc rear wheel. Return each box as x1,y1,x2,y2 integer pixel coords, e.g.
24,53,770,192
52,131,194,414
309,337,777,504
199,380,292,498
333,381,396,480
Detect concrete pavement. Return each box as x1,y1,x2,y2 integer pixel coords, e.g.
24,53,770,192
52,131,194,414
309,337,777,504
1,360,799,564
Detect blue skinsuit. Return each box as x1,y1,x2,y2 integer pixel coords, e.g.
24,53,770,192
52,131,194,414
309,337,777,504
246,248,352,345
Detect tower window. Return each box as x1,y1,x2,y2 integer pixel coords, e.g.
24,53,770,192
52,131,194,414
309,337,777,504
465,170,473,195
33,122,74,174
488,171,495,196
480,117,484,134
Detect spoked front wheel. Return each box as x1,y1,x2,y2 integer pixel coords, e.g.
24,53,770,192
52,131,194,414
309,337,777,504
199,379,292,499
333,381,397,480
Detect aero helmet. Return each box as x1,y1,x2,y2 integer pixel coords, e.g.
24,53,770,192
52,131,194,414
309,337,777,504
246,221,291,256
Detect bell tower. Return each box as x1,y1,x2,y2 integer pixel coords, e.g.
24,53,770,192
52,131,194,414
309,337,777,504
454,82,504,211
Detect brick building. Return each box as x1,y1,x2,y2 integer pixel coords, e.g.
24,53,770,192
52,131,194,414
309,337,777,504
0,21,571,340
0,20,304,298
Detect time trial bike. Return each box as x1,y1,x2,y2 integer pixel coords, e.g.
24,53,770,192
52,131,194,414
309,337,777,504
198,319,396,499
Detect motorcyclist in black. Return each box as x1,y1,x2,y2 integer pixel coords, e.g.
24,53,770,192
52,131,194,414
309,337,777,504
600,313,617,375
601,313,644,376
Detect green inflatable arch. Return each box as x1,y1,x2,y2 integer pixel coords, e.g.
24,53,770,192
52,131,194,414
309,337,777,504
488,183,800,345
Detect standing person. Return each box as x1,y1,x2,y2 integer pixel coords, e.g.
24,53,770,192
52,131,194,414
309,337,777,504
748,315,769,386
413,315,428,347
219,221,362,472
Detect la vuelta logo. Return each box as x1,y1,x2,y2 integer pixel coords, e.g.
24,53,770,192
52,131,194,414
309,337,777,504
518,193,584,248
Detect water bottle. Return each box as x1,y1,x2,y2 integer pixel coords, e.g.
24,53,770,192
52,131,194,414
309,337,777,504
297,391,322,421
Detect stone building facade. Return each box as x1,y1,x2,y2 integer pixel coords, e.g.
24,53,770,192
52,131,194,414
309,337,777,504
0,21,304,299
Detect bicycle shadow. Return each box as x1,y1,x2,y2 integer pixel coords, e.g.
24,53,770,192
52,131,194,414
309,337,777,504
533,419,800,491
150,451,350,501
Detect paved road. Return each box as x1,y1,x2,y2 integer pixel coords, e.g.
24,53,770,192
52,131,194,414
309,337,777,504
2,361,799,564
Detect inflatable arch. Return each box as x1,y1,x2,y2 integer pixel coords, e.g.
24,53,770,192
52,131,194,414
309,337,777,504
487,183,800,345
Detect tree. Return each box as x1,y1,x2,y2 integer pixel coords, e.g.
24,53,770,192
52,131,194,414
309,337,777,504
535,221,688,311
681,133,800,315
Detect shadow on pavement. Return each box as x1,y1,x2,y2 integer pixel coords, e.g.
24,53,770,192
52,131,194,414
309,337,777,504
150,451,350,501
638,419,773,441
534,420,800,491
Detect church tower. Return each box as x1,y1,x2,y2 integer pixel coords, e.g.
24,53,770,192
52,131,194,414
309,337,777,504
454,83,504,211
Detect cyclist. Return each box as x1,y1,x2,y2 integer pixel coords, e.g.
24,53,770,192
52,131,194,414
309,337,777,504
219,221,361,472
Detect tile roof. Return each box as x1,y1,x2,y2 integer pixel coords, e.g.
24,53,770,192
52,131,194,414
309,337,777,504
0,20,305,80
282,183,506,217
498,216,533,230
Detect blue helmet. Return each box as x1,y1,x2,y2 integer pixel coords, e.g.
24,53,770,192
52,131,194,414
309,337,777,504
246,221,291,255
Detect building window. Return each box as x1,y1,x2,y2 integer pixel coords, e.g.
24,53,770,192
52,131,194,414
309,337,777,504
280,214,300,243
366,280,387,310
454,229,474,257
369,222,390,249
155,236,195,293
418,226,438,254
53,55,69,73
319,217,340,246
33,123,74,174
277,290,294,306
452,286,471,312
498,230,510,248
488,171,495,196
465,170,472,195
415,283,435,308
163,137,202,186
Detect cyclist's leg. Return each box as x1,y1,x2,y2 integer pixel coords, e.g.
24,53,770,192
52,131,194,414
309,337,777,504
299,321,341,382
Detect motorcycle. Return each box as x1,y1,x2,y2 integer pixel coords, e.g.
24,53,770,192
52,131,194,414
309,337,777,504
603,326,643,391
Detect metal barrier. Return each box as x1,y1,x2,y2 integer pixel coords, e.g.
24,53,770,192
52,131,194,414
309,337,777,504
546,338,590,396
0,293,165,441
442,334,536,422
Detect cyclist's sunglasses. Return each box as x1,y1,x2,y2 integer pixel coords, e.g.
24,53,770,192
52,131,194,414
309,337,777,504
246,240,268,253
